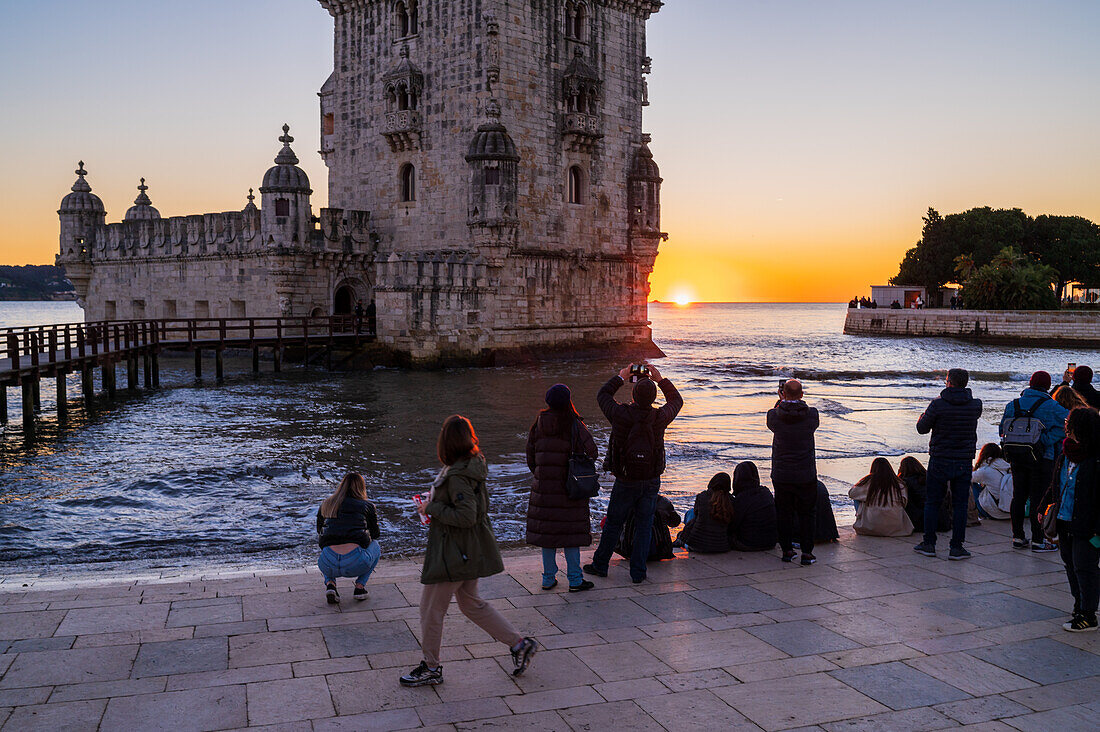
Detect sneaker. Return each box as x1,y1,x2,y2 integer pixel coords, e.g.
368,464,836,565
1031,540,1058,553
582,563,607,578
541,579,558,591
399,661,443,687
781,550,797,563
913,542,936,557
1012,538,1029,550
800,554,817,566
353,585,368,601
325,582,340,604
511,638,538,677
568,580,594,593
948,546,972,560
1064,614,1099,633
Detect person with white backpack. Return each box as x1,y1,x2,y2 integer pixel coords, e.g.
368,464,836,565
1000,371,1069,552
972,443,1013,519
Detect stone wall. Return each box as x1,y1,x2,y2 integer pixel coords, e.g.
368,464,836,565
844,309,1100,346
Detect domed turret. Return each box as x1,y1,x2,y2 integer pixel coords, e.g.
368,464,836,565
629,135,663,235
58,161,105,214
629,140,661,182
465,100,519,162
242,188,258,216
124,178,161,220
259,124,313,249
260,124,312,194
466,99,519,237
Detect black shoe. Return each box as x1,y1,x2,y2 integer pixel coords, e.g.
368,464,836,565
399,661,443,687
511,638,538,677
800,554,817,566
325,582,340,604
568,580,594,593
632,576,645,584
781,550,797,563
541,579,558,591
670,538,685,549
1064,613,1098,633
948,546,972,561
913,542,936,557
582,563,607,578
1031,540,1058,553
353,585,368,601
1012,538,1029,550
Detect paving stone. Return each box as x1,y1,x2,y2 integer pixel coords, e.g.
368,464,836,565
557,699,664,731
639,628,787,673
193,620,269,638
99,685,247,731
132,636,228,678
2,698,106,731
0,686,52,706
934,695,1032,725
432,658,521,703
241,592,344,622
747,620,861,657
755,579,847,606
5,636,75,653
830,662,970,710
804,571,916,600
417,697,512,726
1001,704,1097,731
820,643,924,669
637,688,760,730
0,645,139,688
320,620,419,658
728,654,837,682
228,629,327,668
536,598,660,633
0,654,14,679
325,668,440,716
290,656,372,677
50,676,167,702
969,638,1100,685
454,710,568,730
629,592,722,622
167,601,243,628
504,684,602,714
71,627,194,648
688,585,790,614
656,668,738,693
713,673,888,731
871,566,959,590
505,649,600,694
1003,675,1100,711
245,676,333,725
313,707,423,731
592,676,669,702
572,641,673,682
166,664,293,692
819,705,956,731
906,652,1035,696
56,603,170,636
0,610,65,641
925,594,1063,628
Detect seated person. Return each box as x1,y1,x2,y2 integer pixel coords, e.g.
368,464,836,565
897,456,948,533
729,462,778,551
316,473,381,604
849,458,914,537
815,480,840,543
612,495,681,561
678,473,734,553
972,443,1012,519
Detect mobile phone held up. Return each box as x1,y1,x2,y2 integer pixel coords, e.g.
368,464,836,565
629,363,650,383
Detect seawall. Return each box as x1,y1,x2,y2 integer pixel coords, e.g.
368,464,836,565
844,308,1100,347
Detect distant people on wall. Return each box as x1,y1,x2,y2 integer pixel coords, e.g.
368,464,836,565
612,495,681,561
1053,407,1100,632
914,295,924,309
366,299,377,335
849,298,858,309
1055,366,1100,410
815,480,840,544
1001,371,1068,553
950,295,958,310
891,300,902,309
914,368,982,560
316,473,382,605
972,443,1012,520
768,379,821,565
353,299,364,334
585,362,683,584
731,462,779,551
849,458,914,537
678,472,734,553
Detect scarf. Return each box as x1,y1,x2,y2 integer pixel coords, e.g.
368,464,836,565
1063,437,1091,464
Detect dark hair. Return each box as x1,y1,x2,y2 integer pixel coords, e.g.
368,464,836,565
947,368,969,388
857,457,904,507
897,456,926,480
1053,385,1089,412
732,461,761,496
706,472,733,524
974,443,1002,471
535,402,584,438
437,414,480,465
1074,365,1094,386
1066,407,1100,457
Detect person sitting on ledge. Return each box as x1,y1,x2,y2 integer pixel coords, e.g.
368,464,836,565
815,480,840,544
972,443,1012,520
730,461,779,551
678,472,734,553
316,473,381,604
613,494,681,561
849,458,914,537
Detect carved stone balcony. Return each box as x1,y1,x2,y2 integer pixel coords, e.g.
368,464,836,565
382,110,422,152
562,112,602,152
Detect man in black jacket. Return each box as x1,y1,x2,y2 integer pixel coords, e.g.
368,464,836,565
585,363,683,583
767,379,821,565
914,368,983,560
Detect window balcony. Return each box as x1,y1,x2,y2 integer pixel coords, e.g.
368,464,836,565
382,109,422,152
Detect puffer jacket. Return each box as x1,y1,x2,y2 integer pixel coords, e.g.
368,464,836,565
730,484,778,551
598,375,683,479
1000,389,1069,461
316,497,380,549
973,458,1013,519
525,412,598,548
916,387,983,461
767,400,820,484
680,491,732,553
421,455,504,585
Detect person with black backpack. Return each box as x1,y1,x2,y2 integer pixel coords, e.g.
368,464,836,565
768,379,821,565
1001,371,1069,552
584,363,683,584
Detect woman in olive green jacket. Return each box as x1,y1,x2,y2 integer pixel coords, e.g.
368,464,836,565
400,415,538,688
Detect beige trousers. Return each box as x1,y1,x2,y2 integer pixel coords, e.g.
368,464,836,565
419,579,523,667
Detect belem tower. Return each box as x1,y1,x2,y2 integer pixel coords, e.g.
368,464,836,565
57,0,666,365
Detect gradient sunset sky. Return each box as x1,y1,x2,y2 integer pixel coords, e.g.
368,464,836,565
1,0,1097,302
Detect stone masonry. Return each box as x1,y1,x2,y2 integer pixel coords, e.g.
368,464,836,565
844,309,1100,347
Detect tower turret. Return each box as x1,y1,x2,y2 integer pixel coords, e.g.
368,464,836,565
259,124,312,247
56,162,105,304
124,178,161,220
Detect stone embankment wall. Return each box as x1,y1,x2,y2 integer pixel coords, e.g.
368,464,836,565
844,309,1100,347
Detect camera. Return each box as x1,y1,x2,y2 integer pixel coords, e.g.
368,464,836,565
629,363,651,383
778,379,788,396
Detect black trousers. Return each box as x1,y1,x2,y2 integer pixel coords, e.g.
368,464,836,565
1010,457,1054,542
775,481,817,556
1058,521,1100,617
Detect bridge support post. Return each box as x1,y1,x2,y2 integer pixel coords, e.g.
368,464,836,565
194,349,202,379
215,349,224,380
104,362,116,398
31,376,41,411
127,356,138,393
0,384,7,423
82,365,94,404
152,353,160,388
252,346,260,374
21,380,34,428
143,353,151,388
273,347,282,373
56,372,67,422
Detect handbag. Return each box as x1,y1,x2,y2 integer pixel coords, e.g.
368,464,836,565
565,420,601,501
1039,479,1061,541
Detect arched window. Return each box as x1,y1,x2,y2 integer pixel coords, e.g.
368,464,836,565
573,3,587,40
567,166,584,204
484,166,500,186
409,0,418,35
400,164,416,202
396,0,418,37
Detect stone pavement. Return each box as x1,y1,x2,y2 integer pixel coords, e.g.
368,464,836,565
1,521,1098,731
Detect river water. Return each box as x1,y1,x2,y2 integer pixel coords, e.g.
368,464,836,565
1,301,1094,570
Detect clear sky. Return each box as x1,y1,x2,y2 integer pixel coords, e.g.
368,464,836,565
2,0,1098,302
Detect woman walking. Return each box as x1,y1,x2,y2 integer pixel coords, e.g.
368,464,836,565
1055,408,1100,632
526,384,598,592
316,473,381,604
401,415,538,687
849,458,914,537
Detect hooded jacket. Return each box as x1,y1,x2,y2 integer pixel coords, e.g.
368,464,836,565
916,387,983,461
680,490,732,553
421,455,505,584
973,457,1013,519
767,400,820,484
1000,388,1069,461
598,375,683,480
730,483,778,551
525,412,598,548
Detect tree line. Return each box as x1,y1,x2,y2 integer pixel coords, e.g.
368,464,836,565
0,265,75,301
892,207,1100,309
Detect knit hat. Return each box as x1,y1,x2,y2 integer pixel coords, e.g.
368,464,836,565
545,383,571,410
708,472,732,493
632,378,657,406
1075,365,1094,386
1029,371,1051,392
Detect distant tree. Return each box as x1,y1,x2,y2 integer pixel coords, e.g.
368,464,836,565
957,247,1058,310
1025,215,1100,301
893,208,951,293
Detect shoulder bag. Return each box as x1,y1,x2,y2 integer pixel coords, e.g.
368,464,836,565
566,420,601,501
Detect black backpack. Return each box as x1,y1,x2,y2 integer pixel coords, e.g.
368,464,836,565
620,409,658,480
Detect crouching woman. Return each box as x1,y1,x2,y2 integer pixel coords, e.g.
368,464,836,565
316,473,381,604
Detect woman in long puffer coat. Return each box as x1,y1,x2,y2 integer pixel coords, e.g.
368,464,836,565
526,383,598,592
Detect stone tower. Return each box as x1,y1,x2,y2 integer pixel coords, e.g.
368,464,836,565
317,0,666,362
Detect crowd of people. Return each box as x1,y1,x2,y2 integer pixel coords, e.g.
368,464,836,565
310,361,1100,687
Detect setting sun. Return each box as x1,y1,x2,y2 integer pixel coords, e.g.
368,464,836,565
670,289,695,306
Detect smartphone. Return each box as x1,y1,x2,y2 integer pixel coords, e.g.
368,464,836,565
1069,363,1077,371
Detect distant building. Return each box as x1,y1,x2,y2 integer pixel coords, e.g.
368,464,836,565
57,0,666,364
869,285,958,309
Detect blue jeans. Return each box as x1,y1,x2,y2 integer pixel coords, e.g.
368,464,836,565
542,547,582,587
592,477,660,581
971,483,992,519
318,542,381,586
924,458,970,548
